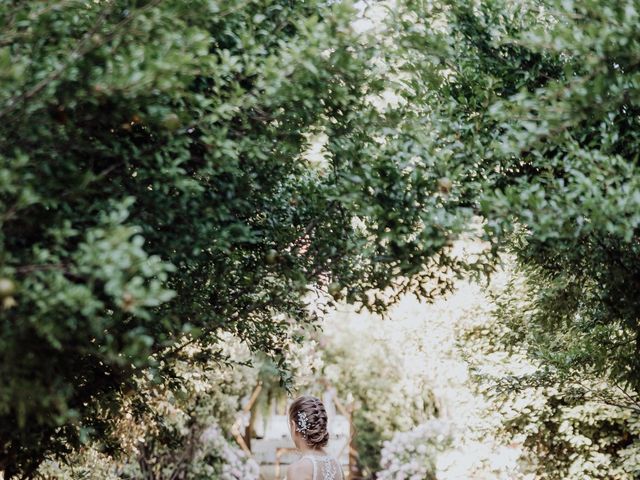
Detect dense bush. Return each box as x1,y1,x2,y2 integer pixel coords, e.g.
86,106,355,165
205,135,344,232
394,0,640,394
463,268,640,479
38,423,259,480
36,334,259,479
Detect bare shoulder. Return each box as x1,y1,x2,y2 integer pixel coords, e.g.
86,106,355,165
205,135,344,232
286,457,313,480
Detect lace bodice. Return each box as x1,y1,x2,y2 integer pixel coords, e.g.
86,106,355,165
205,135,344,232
301,454,344,480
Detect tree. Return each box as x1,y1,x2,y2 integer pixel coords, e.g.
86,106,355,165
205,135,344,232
0,0,467,476
394,0,640,392
463,269,640,479
389,0,640,476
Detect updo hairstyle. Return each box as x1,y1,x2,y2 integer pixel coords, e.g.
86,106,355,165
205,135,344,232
289,395,330,448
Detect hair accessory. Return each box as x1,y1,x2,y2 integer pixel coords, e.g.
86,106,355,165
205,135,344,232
296,411,309,435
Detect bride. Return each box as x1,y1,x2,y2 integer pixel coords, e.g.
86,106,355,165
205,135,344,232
286,395,344,480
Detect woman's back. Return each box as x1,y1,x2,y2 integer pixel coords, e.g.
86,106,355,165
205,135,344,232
299,454,343,480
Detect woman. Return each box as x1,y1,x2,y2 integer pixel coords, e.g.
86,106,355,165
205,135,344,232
286,395,344,480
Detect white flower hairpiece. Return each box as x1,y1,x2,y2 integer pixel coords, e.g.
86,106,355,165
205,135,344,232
296,411,309,435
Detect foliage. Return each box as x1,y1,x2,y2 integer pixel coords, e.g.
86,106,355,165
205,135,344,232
5,0,640,475
389,0,640,474
377,420,451,480
37,423,259,480
0,0,474,475
393,0,640,394
320,304,441,475
503,387,640,480
129,422,259,480
36,334,259,479
36,448,124,480
463,267,640,480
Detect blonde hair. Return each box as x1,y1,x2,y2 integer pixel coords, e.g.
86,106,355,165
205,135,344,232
289,395,330,448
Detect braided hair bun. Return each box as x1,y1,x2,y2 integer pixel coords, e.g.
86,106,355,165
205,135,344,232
289,395,330,448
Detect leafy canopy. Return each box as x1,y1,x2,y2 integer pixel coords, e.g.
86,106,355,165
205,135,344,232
394,0,640,392
0,0,469,476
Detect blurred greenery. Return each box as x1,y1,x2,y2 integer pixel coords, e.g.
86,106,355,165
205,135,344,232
320,307,439,475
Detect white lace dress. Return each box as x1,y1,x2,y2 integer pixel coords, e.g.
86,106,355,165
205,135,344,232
301,454,344,480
